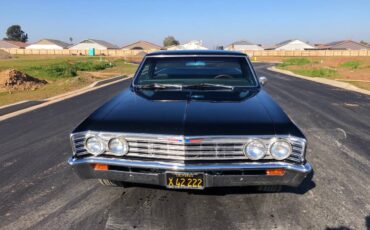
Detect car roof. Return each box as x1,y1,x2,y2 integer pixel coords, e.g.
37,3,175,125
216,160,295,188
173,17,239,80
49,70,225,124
146,50,248,57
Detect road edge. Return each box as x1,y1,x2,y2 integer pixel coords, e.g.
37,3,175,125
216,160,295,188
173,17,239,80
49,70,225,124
0,75,132,121
267,66,370,96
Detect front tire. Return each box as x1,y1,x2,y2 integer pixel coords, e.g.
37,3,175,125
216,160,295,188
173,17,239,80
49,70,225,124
257,185,282,192
98,179,126,187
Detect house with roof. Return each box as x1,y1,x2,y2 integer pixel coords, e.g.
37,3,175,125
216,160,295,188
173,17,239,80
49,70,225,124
266,39,314,50
121,40,161,50
315,40,370,50
69,39,118,50
26,39,70,50
166,40,208,50
0,40,28,49
225,40,263,51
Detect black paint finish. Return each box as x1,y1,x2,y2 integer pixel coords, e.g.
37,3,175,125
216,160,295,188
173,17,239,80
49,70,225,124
74,87,303,137
74,52,303,138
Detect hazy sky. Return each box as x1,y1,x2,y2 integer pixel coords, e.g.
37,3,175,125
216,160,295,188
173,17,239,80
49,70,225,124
1,0,369,48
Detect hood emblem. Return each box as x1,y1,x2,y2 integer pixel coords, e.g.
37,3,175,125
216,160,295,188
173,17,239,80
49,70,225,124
164,137,203,144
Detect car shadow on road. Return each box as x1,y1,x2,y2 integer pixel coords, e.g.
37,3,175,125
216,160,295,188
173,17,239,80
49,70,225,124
325,215,369,230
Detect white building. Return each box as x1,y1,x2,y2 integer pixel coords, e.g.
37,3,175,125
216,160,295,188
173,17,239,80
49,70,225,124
69,39,118,50
26,39,70,50
225,40,263,51
167,40,207,50
269,39,314,50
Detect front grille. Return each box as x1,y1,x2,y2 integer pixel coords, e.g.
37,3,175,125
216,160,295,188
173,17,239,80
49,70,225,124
71,132,306,163
127,140,246,160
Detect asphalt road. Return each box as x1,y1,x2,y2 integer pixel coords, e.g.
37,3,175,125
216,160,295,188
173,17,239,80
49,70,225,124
0,63,369,230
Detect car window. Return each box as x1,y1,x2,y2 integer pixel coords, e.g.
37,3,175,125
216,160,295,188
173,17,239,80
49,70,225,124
134,57,257,87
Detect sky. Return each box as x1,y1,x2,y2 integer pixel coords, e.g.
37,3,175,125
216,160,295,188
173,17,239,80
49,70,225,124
1,0,369,48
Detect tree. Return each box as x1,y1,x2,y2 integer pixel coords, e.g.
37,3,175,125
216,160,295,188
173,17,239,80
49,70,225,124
163,36,179,47
360,40,369,46
69,37,73,43
4,25,28,42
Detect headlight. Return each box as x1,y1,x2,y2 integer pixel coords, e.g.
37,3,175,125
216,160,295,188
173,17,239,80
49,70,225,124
270,140,292,160
244,140,266,160
85,137,105,156
108,138,128,156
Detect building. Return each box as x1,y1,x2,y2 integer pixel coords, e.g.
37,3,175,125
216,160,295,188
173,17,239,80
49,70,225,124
121,40,161,50
69,39,118,50
225,40,263,51
167,40,208,50
267,39,314,50
0,40,28,49
315,40,370,50
26,39,70,50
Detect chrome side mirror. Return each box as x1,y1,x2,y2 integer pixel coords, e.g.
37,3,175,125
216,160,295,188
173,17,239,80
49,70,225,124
259,76,268,86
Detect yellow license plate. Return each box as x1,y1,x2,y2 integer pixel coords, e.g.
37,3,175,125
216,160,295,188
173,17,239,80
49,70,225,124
166,172,204,189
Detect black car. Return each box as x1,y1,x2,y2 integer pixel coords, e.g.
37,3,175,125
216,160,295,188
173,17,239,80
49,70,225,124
68,50,313,191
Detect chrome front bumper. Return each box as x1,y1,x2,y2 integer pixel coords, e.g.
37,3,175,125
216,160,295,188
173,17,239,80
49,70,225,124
68,156,313,188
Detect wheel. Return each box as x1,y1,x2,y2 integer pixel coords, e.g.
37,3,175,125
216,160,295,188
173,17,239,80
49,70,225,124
257,185,282,192
98,179,127,187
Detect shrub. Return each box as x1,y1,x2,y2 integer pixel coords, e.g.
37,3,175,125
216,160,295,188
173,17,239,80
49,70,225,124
28,64,77,78
340,61,361,69
278,58,311,67
74,61,113,71
45,63,77,77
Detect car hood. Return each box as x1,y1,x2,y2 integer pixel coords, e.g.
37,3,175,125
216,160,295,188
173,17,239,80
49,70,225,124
74,88,303,137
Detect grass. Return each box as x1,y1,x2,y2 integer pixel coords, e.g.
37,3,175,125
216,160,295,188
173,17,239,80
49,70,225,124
340,61,361,69
0,77,91,106
272,56,370,92
277,58,311,67
343,81,370,91
293,68,337,78
0,56,118,80
0,55,138,106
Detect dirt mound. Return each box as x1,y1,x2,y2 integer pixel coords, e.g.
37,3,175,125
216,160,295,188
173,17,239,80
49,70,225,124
0,69,47,91
0,49,11,59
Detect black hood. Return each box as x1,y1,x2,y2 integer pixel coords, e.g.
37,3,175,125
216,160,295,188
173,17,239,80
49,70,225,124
74,88,303,137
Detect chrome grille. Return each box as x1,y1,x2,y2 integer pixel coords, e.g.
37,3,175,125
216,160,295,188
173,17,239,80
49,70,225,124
127,141,247,160
70,132,306,163
71,133,88,156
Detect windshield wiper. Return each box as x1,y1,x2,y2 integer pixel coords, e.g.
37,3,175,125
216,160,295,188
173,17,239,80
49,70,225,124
183,83,234,90
135,83,183,90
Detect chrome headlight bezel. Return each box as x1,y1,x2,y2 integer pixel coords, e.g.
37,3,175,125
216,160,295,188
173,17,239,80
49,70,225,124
243,139,266,160
107,137,129,156
269,140,293,160
84,136,105,156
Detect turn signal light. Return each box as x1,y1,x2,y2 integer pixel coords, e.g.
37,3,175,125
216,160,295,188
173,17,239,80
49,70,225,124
92,163,108,171
266,169,285,176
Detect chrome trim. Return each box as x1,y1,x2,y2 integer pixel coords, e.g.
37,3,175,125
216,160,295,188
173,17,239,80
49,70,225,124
70,132,306,163
68,156,312,173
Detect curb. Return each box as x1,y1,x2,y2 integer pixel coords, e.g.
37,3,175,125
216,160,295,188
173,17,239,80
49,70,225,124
0,75,132,121
0,100,45,116
267,66,370,96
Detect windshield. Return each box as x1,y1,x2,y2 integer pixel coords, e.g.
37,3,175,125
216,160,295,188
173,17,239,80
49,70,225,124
133,57,258,87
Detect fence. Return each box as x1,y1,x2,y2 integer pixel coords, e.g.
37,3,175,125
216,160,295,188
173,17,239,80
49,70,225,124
1,48,370,57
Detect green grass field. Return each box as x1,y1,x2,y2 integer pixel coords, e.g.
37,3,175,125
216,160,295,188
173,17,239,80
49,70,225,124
275,57,370,91
0,55,138,107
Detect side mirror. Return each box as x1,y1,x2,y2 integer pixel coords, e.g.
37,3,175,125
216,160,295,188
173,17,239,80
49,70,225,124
259,76,268,86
